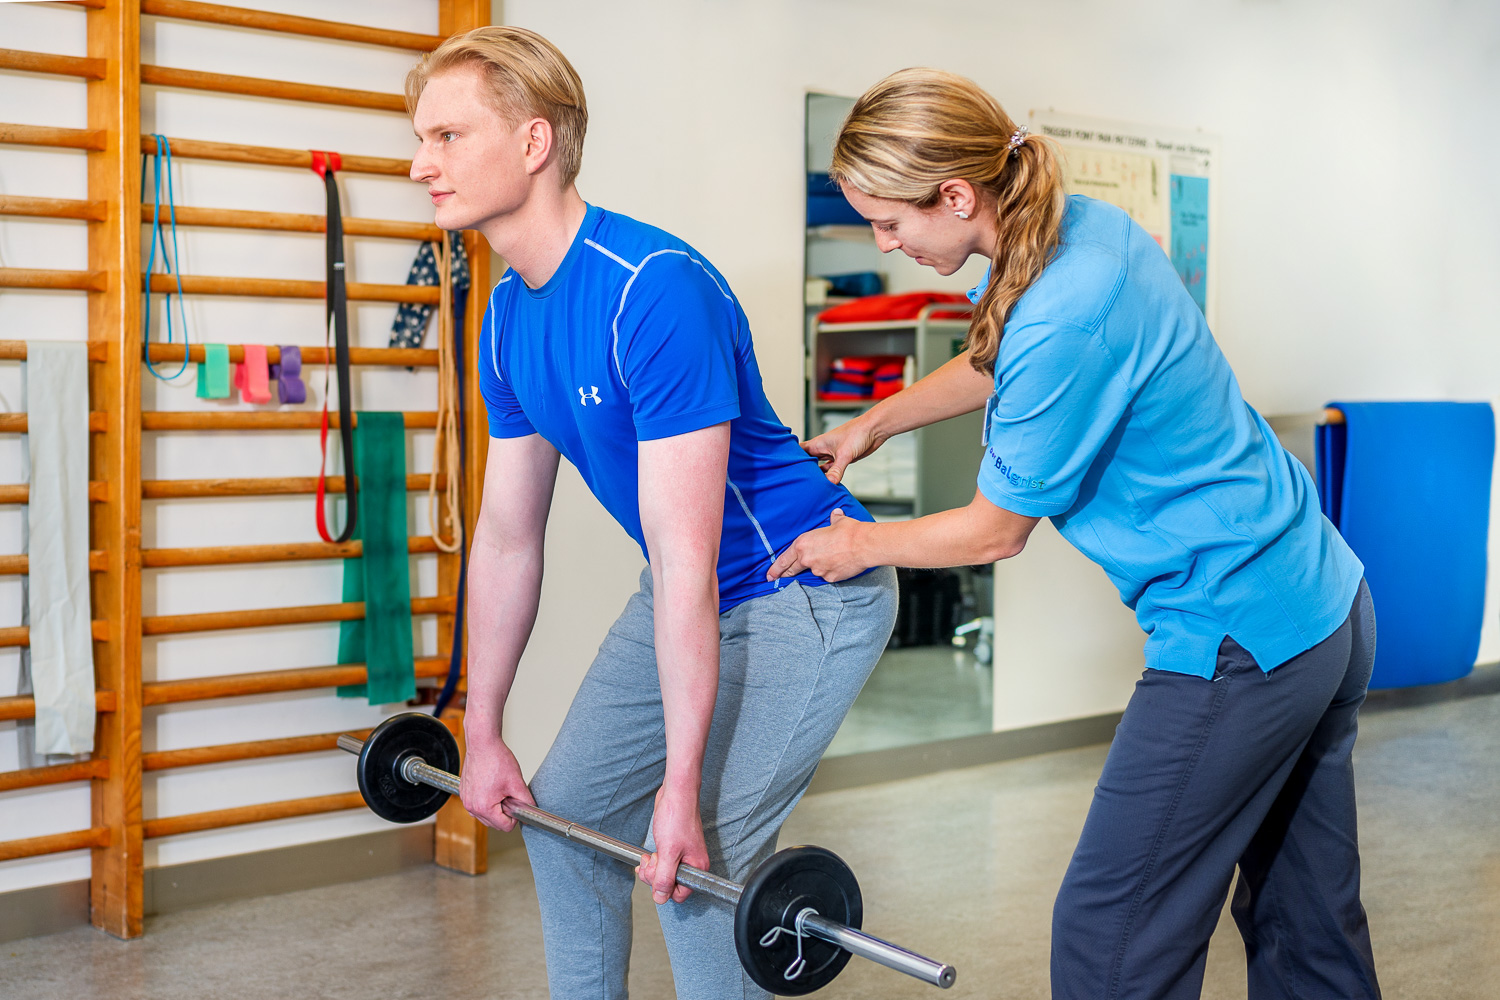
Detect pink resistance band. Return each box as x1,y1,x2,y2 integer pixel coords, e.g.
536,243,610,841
235,344,273,403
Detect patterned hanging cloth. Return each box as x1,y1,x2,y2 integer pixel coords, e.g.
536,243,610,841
390,232,470,349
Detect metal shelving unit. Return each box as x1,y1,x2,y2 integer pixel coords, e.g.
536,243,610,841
806,303,983,516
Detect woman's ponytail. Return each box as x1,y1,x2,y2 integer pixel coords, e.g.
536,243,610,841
967,134,1066,373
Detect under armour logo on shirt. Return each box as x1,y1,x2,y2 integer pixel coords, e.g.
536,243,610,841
578,385,602,406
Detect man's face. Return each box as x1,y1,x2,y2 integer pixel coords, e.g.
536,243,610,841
410,65,532,232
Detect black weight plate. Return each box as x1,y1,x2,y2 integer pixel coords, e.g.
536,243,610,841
356,712,460,824
734,845,862,996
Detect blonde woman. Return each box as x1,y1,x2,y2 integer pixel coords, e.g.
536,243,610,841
772,69,1381,1000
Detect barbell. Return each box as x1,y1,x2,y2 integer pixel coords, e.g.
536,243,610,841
339,712,957,994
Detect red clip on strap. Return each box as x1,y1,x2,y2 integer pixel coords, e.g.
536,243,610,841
309,149,343,179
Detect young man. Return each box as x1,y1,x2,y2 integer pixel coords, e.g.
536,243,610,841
406,27,898,999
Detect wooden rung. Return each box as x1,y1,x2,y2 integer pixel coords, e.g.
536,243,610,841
143,791,365,839
0,123,107,151
1321,407,1345,426
0,482,109,504
145,343,438,367
142,595,455,635
144,536,440,568
142,728,374,772
144,272,440,304
0,267,106,292
0,542,439,574
0,551,108,575
142,657,448,705
140,64,405,113
0,340,109,362
0,689,117,723
0,827,110,864
0,758,110,793
141,134,410,176
0,48,107,80
140,0,444,53
144,273,441,304
142,411,438,431
141,472,444,499
0,412,108,433
0,194,108,222
143,204,441,241
0,621,110,648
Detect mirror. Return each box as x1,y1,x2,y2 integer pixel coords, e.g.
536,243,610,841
803,93,996,757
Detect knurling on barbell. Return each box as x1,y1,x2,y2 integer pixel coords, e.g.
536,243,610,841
340,713,956,992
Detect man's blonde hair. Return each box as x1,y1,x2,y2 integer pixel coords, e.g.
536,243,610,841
406,26,588,186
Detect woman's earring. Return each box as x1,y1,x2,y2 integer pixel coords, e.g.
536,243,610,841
955,210,970,220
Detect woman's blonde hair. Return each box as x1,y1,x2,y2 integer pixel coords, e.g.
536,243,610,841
830,69,1065,375
406,26,588,186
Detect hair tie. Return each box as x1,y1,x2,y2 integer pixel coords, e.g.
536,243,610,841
1006,124,1030,157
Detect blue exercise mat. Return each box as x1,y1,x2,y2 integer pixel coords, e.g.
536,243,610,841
1317,401,1494,689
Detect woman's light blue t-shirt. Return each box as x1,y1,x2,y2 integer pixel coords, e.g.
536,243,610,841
975,195,1363,678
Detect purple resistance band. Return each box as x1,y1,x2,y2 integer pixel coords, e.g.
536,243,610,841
270,345,306,404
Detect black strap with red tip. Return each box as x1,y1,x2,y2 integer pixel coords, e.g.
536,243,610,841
312,150,358,544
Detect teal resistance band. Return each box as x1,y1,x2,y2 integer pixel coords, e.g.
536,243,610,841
142,134,190,380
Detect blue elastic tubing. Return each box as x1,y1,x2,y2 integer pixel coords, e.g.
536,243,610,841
142,134,191,381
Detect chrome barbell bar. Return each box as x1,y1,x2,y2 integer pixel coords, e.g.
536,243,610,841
336,733,956,989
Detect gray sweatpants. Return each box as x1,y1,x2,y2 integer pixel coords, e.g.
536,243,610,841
524,565,898,999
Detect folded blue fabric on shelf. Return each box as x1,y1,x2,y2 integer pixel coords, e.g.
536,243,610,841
806,172,865,227
820,379,871,398
1317,401,1494,689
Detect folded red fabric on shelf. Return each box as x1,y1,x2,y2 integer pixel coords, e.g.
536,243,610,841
820,353,911,401
818,291,972,324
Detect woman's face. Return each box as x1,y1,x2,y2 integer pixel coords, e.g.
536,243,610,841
842,184,992,276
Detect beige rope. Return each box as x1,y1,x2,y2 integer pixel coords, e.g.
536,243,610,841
427,235,464,554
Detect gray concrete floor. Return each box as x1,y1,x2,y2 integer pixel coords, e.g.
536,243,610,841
3,691,1496,999
826,646,993,757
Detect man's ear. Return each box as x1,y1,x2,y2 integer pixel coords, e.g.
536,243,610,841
521,116,554,176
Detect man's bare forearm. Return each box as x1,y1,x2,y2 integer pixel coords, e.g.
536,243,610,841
652,562,719,795
462,436,558,752
463,525,544,750
637,423,730,801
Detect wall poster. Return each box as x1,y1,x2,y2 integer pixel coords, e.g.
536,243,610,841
1029,111,1219,324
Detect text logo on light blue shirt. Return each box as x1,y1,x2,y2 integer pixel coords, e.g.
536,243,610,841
989,447,1045,489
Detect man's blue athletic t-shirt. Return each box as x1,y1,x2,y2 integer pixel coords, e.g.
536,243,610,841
478,204,871,613
973,195,1364,678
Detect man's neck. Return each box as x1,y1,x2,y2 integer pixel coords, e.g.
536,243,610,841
479,185,589,289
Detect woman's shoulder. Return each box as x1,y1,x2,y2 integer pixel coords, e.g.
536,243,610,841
1021,195,1201,332
1011,198,1132,331
1053,196,1135,272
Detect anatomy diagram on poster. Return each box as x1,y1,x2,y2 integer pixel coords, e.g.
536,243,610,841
1029,111,1218,322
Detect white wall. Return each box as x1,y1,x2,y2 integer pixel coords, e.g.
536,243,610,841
3,0,1498,893
504,0,1500,734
